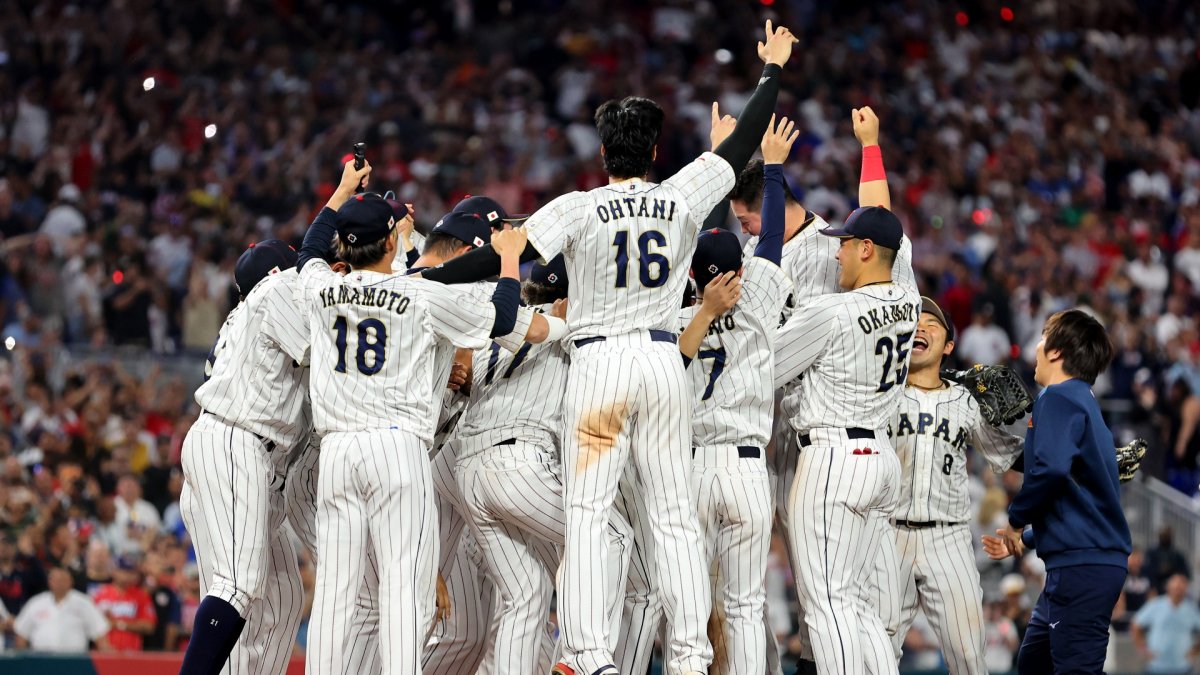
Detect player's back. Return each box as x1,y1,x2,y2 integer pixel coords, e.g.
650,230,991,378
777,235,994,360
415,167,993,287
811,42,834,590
195,269,310,450
778,282,922,434
682,258,789,448
299,262,494,441
525,153,734,339
455,305,568,457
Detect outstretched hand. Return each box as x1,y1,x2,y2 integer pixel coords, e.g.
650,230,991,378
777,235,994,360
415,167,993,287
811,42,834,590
761,114,799,165
757,20,799,67
852,106,881,147
710,102,737,150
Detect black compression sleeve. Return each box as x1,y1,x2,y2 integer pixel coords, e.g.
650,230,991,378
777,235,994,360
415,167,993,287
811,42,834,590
703,199,730,231
489,278,521,337
298,207,338,271
419,242,541,284
714,63,783,174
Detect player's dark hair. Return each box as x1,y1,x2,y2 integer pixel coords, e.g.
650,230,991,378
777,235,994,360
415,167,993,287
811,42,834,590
729,159,798,211
1042,310,1114,385
423,232,470,261
335,236,390,269
595,97,664,179
522,281,566,306
876,245,896,267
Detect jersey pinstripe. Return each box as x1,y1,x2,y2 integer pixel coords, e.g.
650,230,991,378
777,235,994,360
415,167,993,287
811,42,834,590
524,152,734,340
296,260,497,439
679,257,790,448
195,269,310,450
742,213,840,326
888,382,1024,523
453,305,567,459
774,282,922,433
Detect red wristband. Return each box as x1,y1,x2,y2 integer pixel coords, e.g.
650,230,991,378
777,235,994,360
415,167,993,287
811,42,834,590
861,145,886,183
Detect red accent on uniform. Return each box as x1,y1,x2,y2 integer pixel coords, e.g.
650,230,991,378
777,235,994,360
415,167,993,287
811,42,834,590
356,195,364,201
860,145,886,183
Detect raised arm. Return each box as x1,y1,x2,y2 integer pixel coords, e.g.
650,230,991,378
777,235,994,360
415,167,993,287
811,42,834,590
853,107,889,211
712,21,797,174
755,115,799,266
298,160,372,271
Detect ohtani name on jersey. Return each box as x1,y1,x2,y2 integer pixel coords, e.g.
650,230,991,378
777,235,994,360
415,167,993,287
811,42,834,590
856,302,918,334
890,412,968,450
319,285,410,315
596,196,676,223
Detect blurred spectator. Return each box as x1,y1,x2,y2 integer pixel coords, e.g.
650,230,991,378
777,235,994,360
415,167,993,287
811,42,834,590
983,599,1020,673
142,551,180,651
956,304,1011,366
0,532,45,616
1146,527,1192,594
12,567,110,652
92,556,155,651
114,474,161,543
1113,548,1155,634
1132,574,1200,673
178,564,201,652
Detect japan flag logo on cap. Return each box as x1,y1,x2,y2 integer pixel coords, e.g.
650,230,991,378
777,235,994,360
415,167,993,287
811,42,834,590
708,264,719,273
547,273,559,283
473,236,485,248
486,211,499,222
268,266,281,276
346,233,358,243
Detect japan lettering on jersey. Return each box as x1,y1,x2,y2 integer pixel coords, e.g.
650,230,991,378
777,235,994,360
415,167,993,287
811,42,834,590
523,152,734,338
296,260,497,440
773,282,922,433
453,305,569,459
680,258,790,448
195,269,311,450
887,382,1023,523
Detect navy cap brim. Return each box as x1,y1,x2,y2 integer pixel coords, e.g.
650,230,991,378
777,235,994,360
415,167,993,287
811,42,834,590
818,225,855,238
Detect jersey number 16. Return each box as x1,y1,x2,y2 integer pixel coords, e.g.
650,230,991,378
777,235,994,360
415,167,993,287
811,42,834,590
613,230,669,288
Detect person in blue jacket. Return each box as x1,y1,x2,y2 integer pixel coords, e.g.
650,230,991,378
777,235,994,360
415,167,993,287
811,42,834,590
998,309,1132,674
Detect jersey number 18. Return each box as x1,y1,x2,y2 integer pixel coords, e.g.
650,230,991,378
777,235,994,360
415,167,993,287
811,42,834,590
332,316,388,376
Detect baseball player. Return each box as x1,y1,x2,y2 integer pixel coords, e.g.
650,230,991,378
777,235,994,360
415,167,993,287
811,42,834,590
454,255,632,674
422,23,798,675
771,127,920,675
179,239,312,675
293,161,548,675
873,298,1025,674
616,117,797,675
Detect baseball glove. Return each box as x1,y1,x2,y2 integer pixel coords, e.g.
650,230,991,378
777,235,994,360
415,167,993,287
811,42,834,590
943,364,1033,427
1115,438,1148,483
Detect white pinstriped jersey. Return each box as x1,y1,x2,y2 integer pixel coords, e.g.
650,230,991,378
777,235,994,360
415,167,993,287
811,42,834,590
297,260,497,440
680,258,791,448
743,213,840,326
774,281,922,433
195,269,311,450
524,152,734,339
453,305,568,459
888,381,1023,522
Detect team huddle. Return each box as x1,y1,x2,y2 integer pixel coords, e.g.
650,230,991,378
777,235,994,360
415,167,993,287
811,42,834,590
173,20,1141,675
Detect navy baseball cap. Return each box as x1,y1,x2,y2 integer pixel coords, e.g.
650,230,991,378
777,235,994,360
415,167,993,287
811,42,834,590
920,296,955,342
530,254,568,295
336,193,409,247
819,206,903,250
433,212,493,249
691,228,744,291
235,240,298,295
452,195,528,228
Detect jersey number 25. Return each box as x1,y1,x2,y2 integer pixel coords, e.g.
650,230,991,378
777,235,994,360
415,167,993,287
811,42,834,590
874,332,913,393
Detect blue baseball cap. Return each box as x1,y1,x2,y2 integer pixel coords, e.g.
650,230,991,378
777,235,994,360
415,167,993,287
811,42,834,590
432,212,493,249
234,240,297,295
451,195,528,228
336,193,409,247
819,206,903,250
530,254,568,297
690,228,743,291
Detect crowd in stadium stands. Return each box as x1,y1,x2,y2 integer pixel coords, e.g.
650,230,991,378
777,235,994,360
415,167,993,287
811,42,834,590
0,0,1198,666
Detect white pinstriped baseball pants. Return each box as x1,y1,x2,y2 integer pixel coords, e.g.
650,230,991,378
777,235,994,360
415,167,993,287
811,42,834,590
787,429,900,675
875,523,988,675
457,440,630,675
559,335,712,675
306,429,437,675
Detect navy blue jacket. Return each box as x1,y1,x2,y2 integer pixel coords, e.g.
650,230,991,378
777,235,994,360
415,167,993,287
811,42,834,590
1008,379,1131,570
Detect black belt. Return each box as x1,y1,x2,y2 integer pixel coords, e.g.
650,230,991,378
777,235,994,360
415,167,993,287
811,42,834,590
893,519,963,529
202,409,277,453
574,330,677,349
797,427,874,448
692,446,761,459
